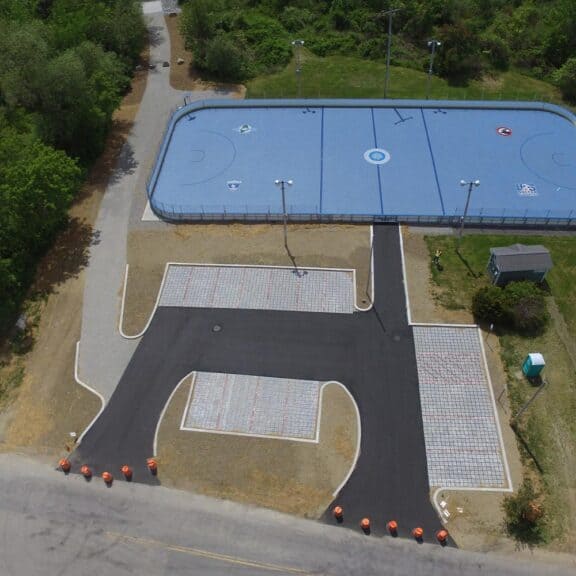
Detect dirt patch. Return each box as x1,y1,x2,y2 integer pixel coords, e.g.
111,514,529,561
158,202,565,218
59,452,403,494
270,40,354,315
165,14,245,97
0,49,150,457
157,379,358,518
480,74,504,91
401,227,473,324
123,224,372,335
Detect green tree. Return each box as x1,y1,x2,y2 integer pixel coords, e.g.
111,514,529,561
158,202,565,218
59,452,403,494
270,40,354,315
180,0,215,65
553,57,576,102
205,34,246,81
0,20,49,108
436,21,483,85
0,124,81,325
38,42,128,161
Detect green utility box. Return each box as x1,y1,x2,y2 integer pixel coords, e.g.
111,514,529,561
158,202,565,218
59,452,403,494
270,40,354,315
522,353,545,378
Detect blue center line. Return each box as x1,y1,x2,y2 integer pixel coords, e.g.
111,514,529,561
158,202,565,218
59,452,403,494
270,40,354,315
370,108,385,216
420,108,446,215
319,108,325,214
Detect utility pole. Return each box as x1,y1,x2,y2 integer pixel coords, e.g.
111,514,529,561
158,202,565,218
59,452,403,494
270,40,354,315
426,40,441,99
382,8,402,98
291,40,305,98
274,179,293,252
457,179,480,250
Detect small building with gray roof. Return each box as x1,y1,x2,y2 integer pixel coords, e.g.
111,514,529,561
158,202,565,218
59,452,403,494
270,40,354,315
487,244,553,286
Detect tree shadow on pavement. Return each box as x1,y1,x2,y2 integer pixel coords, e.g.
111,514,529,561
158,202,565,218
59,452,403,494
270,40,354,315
107,141,139,187
148,25,164,48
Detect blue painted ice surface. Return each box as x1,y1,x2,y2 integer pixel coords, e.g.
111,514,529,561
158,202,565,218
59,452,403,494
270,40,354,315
155,107,322,213
150,101,576,220
424,108,576,218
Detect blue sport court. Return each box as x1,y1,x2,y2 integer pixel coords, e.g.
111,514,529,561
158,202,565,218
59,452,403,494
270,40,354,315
147,99,576,226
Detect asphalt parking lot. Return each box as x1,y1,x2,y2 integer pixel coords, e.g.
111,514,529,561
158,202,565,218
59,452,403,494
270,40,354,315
73,225,443,540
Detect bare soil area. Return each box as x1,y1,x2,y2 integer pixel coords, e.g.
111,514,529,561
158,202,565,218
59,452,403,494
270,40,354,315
157,378,358,518
401,227,473,324
0,51,150,458
123,224,372,335
165,14,245,97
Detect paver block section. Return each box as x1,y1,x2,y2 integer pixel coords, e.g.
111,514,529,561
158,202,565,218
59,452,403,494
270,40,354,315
182,373,322,441
159,265,355,313
413,326,507,488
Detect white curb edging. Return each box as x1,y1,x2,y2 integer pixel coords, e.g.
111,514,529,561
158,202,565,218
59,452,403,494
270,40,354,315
74,341,106,444
398,225,412,325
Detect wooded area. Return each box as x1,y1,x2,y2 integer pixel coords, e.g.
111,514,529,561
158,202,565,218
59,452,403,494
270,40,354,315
0,0,145,329
181,0,576,97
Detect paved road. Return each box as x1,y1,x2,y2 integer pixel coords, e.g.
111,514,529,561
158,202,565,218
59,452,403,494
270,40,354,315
0,455,572,576
74,226,441,539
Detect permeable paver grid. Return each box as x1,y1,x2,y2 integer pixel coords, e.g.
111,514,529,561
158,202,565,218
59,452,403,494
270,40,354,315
413,326,507,489
159,265,355,313
182,373,322,441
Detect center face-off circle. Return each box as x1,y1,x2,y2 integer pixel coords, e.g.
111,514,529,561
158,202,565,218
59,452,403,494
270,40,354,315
364,148,391,165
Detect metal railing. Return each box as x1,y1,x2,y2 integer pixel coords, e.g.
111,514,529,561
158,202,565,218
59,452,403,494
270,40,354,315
148,200,576,229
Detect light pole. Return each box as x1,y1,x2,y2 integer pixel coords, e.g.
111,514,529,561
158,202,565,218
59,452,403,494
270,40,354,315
382,8,402,98
274,179,293,252
458,179,480,248
291,40,305,98
426,40,441,99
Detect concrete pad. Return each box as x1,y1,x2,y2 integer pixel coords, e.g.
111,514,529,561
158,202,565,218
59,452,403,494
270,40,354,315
158,264,355,313
413,325,508,489
181,373,322,442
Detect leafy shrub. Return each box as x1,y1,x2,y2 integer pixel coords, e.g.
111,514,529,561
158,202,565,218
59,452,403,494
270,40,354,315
480,33,510,71
505,281,549,335
472,281,549,335
503,478,546,544
553,57,576,102
279,6,315,32
205,34,247,81
472,285,508,326
305,31,359,58
436,21,483,85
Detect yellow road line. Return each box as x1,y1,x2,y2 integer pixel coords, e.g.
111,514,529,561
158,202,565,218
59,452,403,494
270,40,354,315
105,531,311,574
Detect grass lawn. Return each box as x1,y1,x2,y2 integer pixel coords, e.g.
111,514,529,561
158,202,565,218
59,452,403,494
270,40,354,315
425,234,576,548
247,53,565,105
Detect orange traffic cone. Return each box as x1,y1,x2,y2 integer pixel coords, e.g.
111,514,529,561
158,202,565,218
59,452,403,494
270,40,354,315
436,529,449,544
146,458,158,475
360,518,371,533
412,527,424,541
102,471,113,485
59,458,71,473
333,506,343,520
386,520,398,536
121,465,133,481
80,465,92,479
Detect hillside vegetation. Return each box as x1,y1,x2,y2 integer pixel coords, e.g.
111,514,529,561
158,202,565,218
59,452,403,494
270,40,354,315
180,0,576,101
0,0,146,330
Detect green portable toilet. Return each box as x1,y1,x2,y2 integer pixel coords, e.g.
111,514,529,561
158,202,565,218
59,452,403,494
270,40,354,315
522,353,545,378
